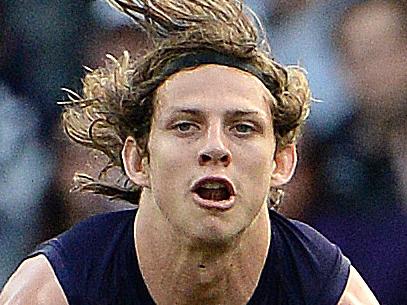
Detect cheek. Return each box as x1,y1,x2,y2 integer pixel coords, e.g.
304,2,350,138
235,141,274,176
234,142,275,199
148,133,195,189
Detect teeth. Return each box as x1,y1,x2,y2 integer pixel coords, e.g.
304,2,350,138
201,182,226,189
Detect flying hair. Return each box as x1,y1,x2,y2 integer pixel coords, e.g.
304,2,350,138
60,0,312,209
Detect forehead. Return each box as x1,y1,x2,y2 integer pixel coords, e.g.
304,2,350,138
154,64,273,119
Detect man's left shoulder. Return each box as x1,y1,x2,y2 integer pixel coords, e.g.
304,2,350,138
271,210,348,259
270,210,351,304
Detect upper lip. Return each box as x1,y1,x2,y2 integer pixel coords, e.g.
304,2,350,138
191,176,236,197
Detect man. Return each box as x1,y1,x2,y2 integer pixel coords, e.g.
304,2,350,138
0,0,379,304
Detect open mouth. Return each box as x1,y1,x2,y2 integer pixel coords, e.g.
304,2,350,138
195,185,230,201
192,177,235,210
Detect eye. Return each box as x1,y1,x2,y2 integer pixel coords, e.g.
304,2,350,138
173,121,199,133
232,123,256,135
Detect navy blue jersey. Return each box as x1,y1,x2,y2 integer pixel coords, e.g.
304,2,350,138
28,209,350,305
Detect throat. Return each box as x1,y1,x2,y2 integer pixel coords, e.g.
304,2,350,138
161,259,256,305
135,195,272,305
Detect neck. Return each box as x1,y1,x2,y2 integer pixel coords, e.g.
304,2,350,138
134,190,271,305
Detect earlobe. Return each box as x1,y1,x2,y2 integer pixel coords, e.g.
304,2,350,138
270,144,297,186
122,137,150,188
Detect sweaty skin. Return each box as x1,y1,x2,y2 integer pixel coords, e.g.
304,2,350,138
0,64,380,305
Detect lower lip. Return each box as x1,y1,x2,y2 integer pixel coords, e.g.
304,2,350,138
192,193,236,211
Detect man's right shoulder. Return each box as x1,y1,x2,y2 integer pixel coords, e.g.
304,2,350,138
0,255,69,305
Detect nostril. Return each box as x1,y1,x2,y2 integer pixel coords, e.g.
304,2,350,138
220,155,229,163
200,154,211,163
198,150,232,166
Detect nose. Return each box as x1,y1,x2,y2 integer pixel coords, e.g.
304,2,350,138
198,120,232,167
198,147,232,167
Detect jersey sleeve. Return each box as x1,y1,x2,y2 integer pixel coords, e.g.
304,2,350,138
293,220,350,304
24,209,137,305
271,212,351,305
27,235,86,305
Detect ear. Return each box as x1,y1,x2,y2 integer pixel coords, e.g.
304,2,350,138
122,137,150,188
270,144,297,186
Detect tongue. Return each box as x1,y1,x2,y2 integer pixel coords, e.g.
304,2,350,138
196,188,230,201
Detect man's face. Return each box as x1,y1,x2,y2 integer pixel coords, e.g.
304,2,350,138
145,64,279,243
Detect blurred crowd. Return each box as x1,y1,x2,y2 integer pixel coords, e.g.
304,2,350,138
0,1,406,304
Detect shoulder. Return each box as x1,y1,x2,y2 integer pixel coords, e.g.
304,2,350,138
46,208,137,256
0,209,137,305
270,209,348,260
338,266,380,305
63,208,137,238
269,210,351,304
271,213,380,304
0,255,68,305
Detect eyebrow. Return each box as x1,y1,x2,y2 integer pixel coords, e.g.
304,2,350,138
167,107,262,117
168,108,204,116
224,110,261,117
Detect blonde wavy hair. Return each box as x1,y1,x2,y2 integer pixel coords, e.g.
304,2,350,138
61,0,312,208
